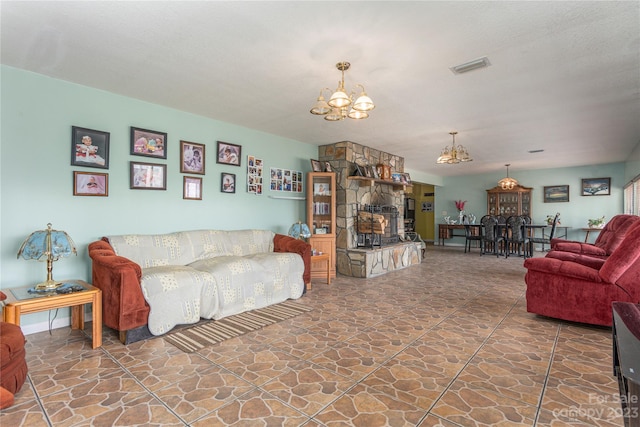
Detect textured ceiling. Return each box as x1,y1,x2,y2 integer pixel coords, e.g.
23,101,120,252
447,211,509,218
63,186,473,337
2,1,639,177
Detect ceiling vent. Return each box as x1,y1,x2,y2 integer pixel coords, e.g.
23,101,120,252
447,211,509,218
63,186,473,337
450,57,491,75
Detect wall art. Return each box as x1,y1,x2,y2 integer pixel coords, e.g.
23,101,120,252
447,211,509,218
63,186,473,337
131,127,167,159
247,155,263,195
183,176,202,200
217,141,241,166
581,177,610,196
130,161,166,190
73,171,108,196
71,126,110,169
221,173,236,193
543,185,569,203
180,140,205,175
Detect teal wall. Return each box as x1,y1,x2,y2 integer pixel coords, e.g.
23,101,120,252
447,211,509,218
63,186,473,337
1,66,316,331
435,163,627,245
2,65,639,332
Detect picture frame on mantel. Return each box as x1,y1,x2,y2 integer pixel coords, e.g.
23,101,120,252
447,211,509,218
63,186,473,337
581,177,610,196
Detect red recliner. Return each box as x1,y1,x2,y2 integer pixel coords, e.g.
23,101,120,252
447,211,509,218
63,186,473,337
524,220,640,326
549,214,640,260
0,292,28,409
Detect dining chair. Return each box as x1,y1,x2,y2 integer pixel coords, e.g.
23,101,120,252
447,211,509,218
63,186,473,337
463,217,482,253
526,213,559,257
481,215,505,257
505,215,527,258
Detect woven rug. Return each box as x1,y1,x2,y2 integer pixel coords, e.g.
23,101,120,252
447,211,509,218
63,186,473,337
163,300,312,352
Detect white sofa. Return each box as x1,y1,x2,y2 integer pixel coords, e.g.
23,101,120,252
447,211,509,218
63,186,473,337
89,229,309,342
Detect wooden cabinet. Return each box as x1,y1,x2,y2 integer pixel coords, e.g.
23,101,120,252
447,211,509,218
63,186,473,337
486,185,532,217
306,172,336,280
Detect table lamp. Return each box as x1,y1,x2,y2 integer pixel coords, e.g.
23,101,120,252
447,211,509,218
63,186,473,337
288,221,311,240
17,223,77,290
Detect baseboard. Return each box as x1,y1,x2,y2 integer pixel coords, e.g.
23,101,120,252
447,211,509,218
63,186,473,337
18,309,93,336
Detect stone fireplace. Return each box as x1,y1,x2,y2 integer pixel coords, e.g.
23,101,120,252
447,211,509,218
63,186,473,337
318,141,422,278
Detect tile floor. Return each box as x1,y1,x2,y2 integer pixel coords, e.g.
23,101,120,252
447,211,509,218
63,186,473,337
0,246,624,426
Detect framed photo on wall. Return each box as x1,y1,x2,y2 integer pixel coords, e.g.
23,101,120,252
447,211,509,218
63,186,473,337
73,171,108,196
581,177,610,196
180,141,205,174
543,185,570,203
130,127,167,159
130,161,166,190
183,176,202,200
71,126,110,169
221,173,236,193
217,141,241,166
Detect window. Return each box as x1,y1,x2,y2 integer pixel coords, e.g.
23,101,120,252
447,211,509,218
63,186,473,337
624,174,640,215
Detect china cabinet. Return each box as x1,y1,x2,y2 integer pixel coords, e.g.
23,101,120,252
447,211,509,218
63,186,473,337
306,172,336,280
486,184,532,217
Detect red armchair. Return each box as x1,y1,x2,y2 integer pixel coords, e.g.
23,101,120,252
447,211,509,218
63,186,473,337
524,220,640,326
0,292,28,409
549,214,640,260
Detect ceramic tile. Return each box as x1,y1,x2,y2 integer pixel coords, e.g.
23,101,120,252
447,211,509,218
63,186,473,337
1,246,619,426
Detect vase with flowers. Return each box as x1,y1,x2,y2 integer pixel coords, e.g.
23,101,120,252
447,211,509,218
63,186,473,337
455,200,466,224
545,213,561,226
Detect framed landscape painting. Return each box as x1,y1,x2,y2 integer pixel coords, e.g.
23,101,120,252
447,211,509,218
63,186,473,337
543,185,569,203
581,177,610,196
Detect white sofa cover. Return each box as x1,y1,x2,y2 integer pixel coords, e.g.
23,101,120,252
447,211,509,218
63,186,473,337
106,229,305,335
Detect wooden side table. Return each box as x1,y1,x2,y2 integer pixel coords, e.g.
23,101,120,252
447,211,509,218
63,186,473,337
581,227,602,243
1,280,102,348
308,253,331,290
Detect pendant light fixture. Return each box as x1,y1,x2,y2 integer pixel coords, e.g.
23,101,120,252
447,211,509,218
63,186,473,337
498,164,519,190
436,131,473,164
310,62,375,121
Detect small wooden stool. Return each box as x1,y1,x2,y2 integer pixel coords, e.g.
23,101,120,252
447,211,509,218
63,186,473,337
307,253,331,291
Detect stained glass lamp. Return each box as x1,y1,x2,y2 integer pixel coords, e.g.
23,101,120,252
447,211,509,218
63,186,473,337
17,223,77,290
288,221,311,240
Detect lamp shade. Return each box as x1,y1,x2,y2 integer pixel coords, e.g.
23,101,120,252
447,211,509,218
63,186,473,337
288,222,311,240
17,223,77,289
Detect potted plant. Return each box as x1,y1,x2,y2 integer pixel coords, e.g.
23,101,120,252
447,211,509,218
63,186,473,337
588,216,606,228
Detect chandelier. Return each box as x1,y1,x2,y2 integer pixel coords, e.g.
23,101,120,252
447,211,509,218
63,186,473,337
309,61,375,121
436,131,473,164
498,164,519,190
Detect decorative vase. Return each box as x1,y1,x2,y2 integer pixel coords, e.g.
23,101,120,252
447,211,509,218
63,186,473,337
458,210,464,224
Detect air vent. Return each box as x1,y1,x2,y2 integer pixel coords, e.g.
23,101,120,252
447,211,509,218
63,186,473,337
450,57,491,75
528,149,545,153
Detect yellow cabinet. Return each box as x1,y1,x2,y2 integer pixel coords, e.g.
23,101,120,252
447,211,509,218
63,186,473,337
306,172,336,280
486,185,532,217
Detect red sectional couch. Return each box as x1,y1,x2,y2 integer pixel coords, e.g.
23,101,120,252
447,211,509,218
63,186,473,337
524,217,640,326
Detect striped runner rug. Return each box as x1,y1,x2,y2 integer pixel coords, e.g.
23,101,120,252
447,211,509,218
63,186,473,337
163,300,312,352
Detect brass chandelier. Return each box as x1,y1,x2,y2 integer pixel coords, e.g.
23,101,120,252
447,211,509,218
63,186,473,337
309,61,375,121
436,131,473,164
498,163,519,190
